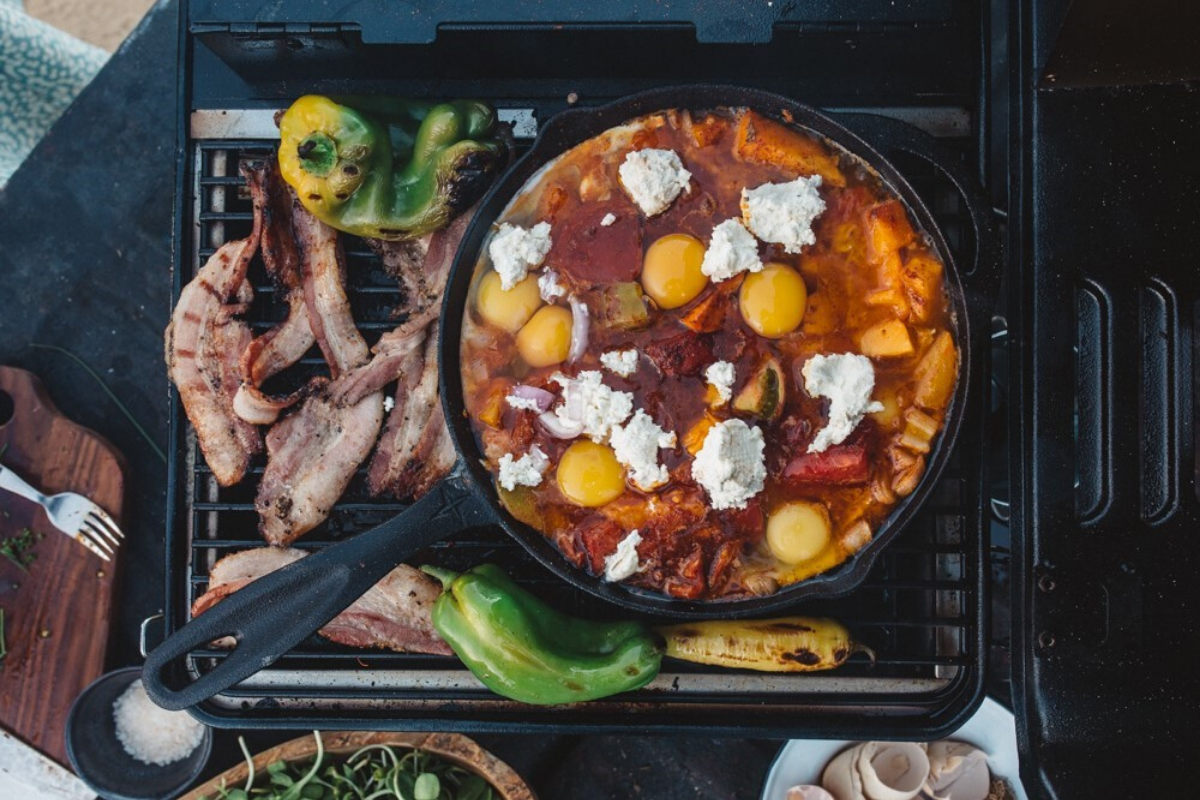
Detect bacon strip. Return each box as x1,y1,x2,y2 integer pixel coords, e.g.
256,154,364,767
165,161,265,486
293,206,369,377
256,382,384,547
367,325,444,498
233,161,317,425
191,547,450,656
365,206,474,498
254,201,385,545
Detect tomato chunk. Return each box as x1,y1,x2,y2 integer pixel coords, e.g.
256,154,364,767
578,518,627,574
782,443,869,486
545,202,642,285
644,330,715,377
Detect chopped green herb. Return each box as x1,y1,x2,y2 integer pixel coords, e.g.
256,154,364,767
0,608,7,666
0,528,39,572
199,732,497,800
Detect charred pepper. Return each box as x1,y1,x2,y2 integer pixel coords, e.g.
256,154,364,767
422,564,663,705
277,95,506,240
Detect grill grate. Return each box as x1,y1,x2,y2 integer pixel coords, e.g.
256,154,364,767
169,104,989,734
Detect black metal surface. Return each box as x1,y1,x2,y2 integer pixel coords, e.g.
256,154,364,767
164,1,1001,737
1009,0,1200,796
190,0,957,45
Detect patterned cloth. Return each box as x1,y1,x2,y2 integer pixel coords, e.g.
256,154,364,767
0,0,107,185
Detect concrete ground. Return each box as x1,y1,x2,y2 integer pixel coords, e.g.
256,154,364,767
27,0,155,51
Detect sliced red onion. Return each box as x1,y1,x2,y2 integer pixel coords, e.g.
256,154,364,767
567,295,589,364
508,384,555,413
538,410,583,439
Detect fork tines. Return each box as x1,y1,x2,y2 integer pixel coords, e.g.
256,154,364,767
77,510,125,562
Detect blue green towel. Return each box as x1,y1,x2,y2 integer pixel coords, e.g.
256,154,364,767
0,0,108,185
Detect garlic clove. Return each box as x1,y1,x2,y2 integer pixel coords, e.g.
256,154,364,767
923,741,992,800
856,742,930,800
786,786,836,800
822,744,868,800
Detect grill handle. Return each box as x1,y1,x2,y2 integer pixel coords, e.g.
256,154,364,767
142,470,492,710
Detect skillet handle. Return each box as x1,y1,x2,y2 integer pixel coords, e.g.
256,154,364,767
834,112,1003,310
142,472,492,710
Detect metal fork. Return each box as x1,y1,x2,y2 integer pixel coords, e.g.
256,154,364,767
0,464,124,561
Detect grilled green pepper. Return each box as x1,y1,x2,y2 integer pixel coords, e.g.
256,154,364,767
277,95,506,240
422,564,663,705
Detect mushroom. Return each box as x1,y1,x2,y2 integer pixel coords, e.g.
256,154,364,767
888,445,926,498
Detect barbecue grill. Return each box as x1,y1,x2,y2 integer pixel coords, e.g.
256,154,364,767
159,1,1200,796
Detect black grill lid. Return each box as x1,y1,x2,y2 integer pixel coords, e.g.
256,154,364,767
1010,0,1200,796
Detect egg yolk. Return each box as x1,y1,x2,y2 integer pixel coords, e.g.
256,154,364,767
557,440,626,507
739,263,808,338
477,270,543,333
766,501,831,564
516,305,572,367
641,233,708,309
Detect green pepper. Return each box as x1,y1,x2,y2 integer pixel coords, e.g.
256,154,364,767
277,95,506,240
422,564,664,705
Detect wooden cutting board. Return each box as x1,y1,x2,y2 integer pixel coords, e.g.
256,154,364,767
0,366,125,766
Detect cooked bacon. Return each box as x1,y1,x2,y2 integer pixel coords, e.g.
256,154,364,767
293,204,369,377
370,236,436,321
165,161,264,486
644,329,716,378
191,547,450,656
234,161,317,425
364,206,477,499
256,383,384,546
782,442,870,486
366,324,443,498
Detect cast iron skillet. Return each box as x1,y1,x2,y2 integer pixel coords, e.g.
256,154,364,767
144,85,998,710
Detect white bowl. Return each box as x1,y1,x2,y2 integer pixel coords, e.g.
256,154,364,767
760,697,1027,800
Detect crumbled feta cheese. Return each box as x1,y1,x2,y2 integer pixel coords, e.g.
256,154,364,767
741,175,826,254
488,222,552,290
604,529,644,582
701,219,762,281
538,268,566,302
600,349,639,378
551,370,634,442
692,419,767,511
506,393,543,412
497,445,550,491
610,409,677,491
600,212,617,227
383,396,395,413
802,353,885,453
618,148,692,216
705,361,736,406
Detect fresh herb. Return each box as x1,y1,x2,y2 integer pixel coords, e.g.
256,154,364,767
0,608,7,667
0,528,40,572
200,731,498,800
28,342,168,466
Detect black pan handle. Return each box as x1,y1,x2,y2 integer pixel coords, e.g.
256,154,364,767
834,112,1003,309
142,468,492,710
